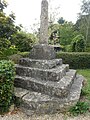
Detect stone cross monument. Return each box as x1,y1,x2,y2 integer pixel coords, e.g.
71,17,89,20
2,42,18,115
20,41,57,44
39,0,48,44
15,0,84,115
30,0,56,60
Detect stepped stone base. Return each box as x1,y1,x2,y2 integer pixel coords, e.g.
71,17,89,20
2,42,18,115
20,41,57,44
14,44,84,116
15,64,69,81
15,74,84,115
15,70,76,97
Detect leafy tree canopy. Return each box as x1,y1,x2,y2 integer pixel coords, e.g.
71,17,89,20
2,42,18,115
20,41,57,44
75,0,90,46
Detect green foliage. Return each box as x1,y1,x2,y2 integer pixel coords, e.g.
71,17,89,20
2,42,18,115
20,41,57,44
14,31,36,52
75,0,90,46
76,37,86,52
64,45,72,52
0,60,15,114
86,46,90,52
81,88,89,96
69,101,89,116
0,3,36,59
59,22,78,46
0,0,35,61
57,52,90,69
0,11,20,42
0,38,11,51
72,69,90,116
78,69,90,100
3,45,18,56
9,52,29,64
71,34,86,52
0,45,18,60
48,21,78,46
6,46,17,55
0,1,22,60
48,24,60,45
18,52,29,57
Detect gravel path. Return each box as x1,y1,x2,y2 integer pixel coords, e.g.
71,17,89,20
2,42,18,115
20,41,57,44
0,110,90,120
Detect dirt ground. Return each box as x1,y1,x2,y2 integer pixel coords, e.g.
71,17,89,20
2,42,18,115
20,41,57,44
0,109,90,120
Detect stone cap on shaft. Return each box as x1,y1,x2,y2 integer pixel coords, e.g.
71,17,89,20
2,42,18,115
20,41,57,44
29,44,56,60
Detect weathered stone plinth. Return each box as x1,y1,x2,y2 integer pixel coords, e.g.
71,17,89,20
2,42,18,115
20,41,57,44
15,74,84,115
29,44,56,60
15,69,76,98
15,55,84,115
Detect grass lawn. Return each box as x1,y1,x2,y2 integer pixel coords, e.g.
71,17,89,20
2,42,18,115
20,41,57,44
77,69,90,100
68,69,90,116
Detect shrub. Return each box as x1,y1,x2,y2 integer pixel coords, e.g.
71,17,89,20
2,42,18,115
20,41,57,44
69,101,89,116
57,52,90,69
3,45,18,56
65,45,72,52
71,34,86,52
9,54,22,64
14,32,37,52
0,38,11,51
86,46,90,52
0,60,15,114
0,45,18,60
9,52,29,64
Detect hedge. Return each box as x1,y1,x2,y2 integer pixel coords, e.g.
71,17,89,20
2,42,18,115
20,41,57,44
56,52,90,69
0,60,15,114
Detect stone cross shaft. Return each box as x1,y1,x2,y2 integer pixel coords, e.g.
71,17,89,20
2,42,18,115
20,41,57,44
39,0,48,44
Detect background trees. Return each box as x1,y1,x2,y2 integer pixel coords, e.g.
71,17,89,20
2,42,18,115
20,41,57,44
0,1,20,52
48,18,79,51
0,0,37,59
75,0,90,47
71,34,86,52
48,0,90,52
13,31,37,52
0,0,90,56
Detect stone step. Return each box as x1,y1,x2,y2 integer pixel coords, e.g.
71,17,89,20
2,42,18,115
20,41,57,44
15,64,69,81
15,70,76,98
19,58,62,69
14,74,84,115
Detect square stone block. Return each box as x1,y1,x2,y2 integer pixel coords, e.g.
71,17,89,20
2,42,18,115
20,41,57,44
29,44,56,60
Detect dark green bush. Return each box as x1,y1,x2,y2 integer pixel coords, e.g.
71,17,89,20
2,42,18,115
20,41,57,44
86,46,90,52
3,45,18,56
14,32,37,52
0,45,18,60
57,52,90,69
0,60,15,114
64,45,72,52
71,34,86,52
